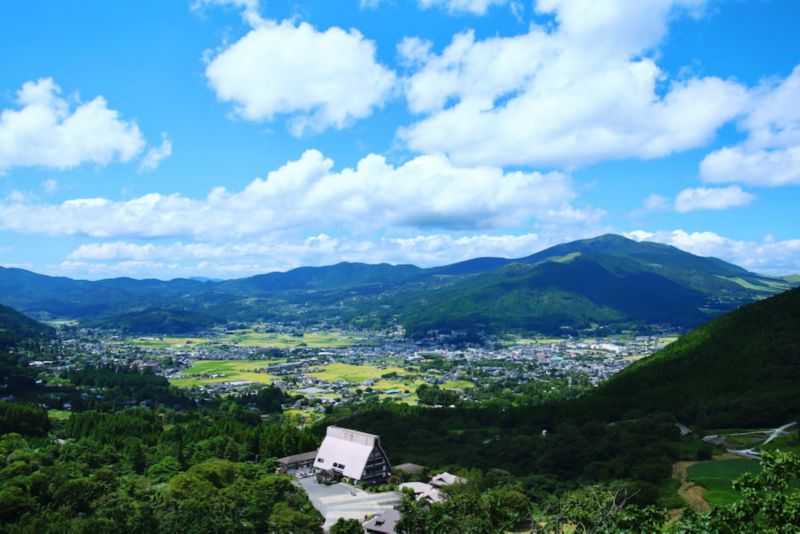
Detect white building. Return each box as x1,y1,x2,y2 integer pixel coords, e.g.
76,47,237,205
314,426,391,484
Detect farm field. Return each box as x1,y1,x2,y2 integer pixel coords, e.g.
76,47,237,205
169,359,280,387
122,330,358,349
687,459,761,506
307,362,406,383
220,330,358,348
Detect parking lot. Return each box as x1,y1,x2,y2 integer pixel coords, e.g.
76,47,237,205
296,476,402,530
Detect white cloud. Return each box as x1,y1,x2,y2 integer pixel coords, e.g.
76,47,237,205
700,64,800,187
0,78,145,171
418,0,508,15
674,185,755,213
627,229,800,275
205,17,395,135
138,133,172,172
400,0,750,168
0,150,577,239
59,229,625,280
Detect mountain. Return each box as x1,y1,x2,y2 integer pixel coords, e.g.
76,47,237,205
0,304,53,349
399,235,792,337
221,262,423,294
581,286,800,428
89,308,219,335
0,235,793,336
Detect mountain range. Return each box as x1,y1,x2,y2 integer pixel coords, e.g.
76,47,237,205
0,234,795,336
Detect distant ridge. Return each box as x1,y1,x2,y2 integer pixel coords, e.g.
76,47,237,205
0,235,795,336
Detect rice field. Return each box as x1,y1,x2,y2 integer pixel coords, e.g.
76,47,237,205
687,459,761,506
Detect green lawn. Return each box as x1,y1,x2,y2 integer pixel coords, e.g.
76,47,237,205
169,360,279,387
687,459,761,506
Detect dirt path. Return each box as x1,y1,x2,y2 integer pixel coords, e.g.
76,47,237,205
672,461,710,513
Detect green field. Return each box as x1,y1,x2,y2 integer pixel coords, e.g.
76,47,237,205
123,330,357,349
687,459,761,506
220,331,357,348
169,360,279,387
307,362,406,382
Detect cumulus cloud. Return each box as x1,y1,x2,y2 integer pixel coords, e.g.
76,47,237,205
0,78,145,171
400,0,749,167
205,14,395,135
627,229,800,275
674,185,755,213
138,133,172,172
0,150,577,239
700,64,800,187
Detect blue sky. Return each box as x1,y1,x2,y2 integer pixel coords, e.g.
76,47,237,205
0,0,799,279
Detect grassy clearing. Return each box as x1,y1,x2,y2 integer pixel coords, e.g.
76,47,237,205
308,362,405,382
687,459,761,507
170,360,279,387
48,409,72,422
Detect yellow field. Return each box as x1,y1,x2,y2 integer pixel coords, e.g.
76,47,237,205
169,360,279,387
308,362,406,382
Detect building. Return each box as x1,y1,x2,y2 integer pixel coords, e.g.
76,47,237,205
430,472,466,488
399,482,442,503
313,426,391,484
276,450,317,472
393,463,426,477
363,509,401,534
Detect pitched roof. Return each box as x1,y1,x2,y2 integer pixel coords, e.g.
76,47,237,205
430,472,467,487
276,450,318,466
394,462,426,475
363,509,401,534
314,426,380,480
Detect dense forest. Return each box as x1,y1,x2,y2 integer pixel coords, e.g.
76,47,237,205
0,406,323,533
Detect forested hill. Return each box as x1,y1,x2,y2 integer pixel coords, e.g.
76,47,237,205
0,234,794,336
580,286,800,428
399,234,791,336
0,304,53,349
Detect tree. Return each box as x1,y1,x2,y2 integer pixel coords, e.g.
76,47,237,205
330,517,364,534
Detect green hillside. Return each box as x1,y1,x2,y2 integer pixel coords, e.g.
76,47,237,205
0,304,53,349
585,286,800,428
91,308,220,335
